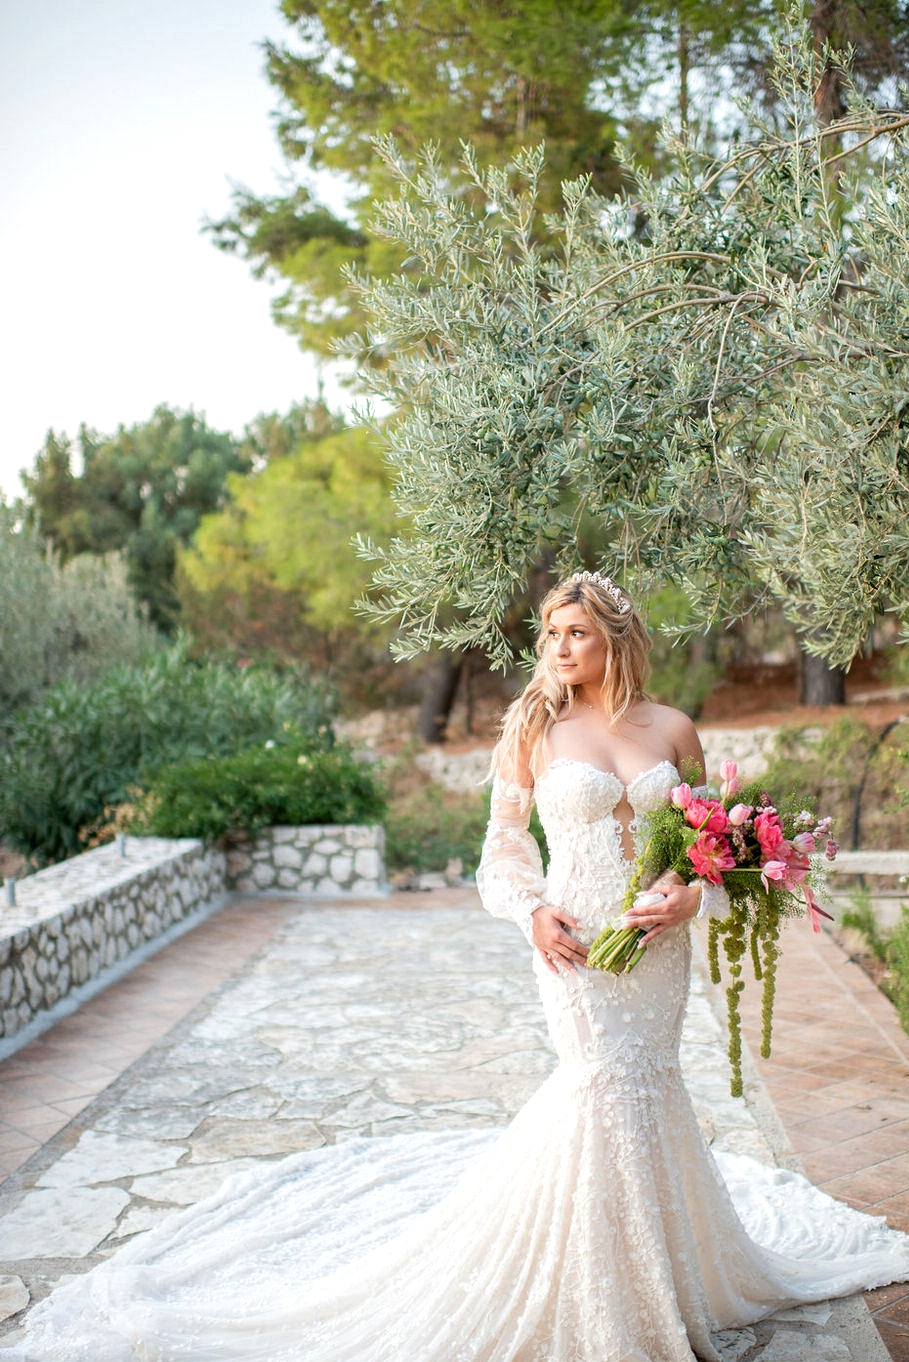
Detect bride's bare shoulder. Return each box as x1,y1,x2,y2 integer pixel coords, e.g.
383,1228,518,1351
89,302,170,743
630,699,697,738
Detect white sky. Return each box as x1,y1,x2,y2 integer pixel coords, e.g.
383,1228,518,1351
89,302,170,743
0,0,347,500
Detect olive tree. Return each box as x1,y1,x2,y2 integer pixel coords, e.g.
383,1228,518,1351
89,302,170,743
347,21,909,687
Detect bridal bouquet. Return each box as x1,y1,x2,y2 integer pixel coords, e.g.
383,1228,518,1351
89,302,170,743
588,760,838,1096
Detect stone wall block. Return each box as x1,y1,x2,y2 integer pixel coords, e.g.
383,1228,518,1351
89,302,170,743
303,853,328,877
313,838,342,855
252,862,276,889
353,848,381,881
10,970,25,1007
273,846,303,870
330,853,353,885
0,968,12,1006
276,868,300,889
345,825,379,849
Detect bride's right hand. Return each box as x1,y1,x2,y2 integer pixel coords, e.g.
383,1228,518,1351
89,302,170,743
531,904,588,974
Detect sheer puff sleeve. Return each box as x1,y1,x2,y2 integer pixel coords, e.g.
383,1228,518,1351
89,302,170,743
696,879,731,921
476,775,546,946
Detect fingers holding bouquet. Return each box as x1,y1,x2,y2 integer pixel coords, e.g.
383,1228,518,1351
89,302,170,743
620,873,702,945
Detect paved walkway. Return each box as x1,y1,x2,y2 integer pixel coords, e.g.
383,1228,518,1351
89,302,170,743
0,887,905,1360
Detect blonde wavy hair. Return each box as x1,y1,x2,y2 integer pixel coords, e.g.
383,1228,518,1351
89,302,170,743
493,575,651,780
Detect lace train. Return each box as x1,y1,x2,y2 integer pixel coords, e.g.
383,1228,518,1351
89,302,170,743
5,1067,909,1362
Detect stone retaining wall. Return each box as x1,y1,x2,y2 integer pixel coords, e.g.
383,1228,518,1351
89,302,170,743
225,825,385,897
0,825,387,1044
0,839,226,1042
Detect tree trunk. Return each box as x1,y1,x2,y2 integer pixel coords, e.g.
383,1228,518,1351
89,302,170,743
678,22,690,127
417,653,464,744
798,637,847,705
810,0,846,125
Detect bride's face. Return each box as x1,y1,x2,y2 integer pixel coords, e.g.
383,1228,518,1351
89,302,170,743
546,604,608,689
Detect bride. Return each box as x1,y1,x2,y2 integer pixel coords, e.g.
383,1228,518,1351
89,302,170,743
4,570,909,1362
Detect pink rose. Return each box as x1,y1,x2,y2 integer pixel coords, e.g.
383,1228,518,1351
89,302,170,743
670,783,693,810
727,803,753,827
719,759,740,800
687,833,737,885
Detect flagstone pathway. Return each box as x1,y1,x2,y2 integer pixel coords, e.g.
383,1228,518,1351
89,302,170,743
0,886,903,1360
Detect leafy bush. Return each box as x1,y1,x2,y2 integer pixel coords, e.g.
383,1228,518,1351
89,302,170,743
384,787,490,875
131,737,384,840
758,717,909,851
0,507,160,728
0,641,334,864
384,784,547,875
841,893,909,1036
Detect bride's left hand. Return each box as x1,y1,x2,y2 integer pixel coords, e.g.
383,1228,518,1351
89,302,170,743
619,871,701,946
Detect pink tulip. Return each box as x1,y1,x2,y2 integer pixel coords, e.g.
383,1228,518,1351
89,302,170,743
727,803,753,826
670,783,693,809
719,759,740,799
792,831,816,854
760,859,788,891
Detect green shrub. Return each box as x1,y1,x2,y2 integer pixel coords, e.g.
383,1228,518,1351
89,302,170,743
384,784,547,875
0,507,160,729
884,909,909,1035
759,717,909,850
131,737,384,840
841,893,909,1036
0,641,334,864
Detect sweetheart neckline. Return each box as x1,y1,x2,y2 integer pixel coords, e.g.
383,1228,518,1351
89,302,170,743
537,757,679,793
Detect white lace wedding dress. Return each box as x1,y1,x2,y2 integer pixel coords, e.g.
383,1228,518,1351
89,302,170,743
5,759,909,1362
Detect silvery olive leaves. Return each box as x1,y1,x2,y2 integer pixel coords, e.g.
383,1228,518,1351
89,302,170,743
343,17,909,671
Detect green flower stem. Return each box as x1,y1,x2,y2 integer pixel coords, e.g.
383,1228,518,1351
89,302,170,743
588,924,647,974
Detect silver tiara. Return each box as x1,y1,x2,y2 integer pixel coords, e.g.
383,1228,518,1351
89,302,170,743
569,570,631,614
